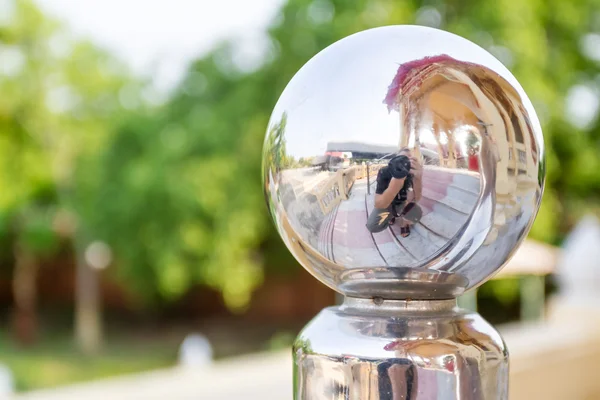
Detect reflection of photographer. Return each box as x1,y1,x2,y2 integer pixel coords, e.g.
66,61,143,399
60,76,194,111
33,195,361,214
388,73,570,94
366,148,423,237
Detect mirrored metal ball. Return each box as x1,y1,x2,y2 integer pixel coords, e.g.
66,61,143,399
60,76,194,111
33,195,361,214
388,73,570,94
263,26,544,300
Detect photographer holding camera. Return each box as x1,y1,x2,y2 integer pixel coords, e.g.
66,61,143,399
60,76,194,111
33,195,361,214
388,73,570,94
366,148,423,237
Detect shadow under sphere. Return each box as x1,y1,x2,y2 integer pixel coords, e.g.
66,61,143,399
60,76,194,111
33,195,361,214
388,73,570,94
262,25,544,300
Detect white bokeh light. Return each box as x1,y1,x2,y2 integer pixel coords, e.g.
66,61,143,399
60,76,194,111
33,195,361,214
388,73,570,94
0,45,25,77
85,241,113,270
581,33,600,63
565,84,600,129
415,6,442,29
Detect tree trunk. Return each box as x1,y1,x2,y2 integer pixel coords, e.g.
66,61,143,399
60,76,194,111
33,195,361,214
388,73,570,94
74,244,102,355
11,244,39,346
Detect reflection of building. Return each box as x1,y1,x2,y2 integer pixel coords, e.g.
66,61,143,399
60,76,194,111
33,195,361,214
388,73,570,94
326,141,398,160
384,55,540,234
325,141,440,165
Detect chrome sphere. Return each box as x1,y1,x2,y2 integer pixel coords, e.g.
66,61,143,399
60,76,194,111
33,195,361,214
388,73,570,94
263,26,544,300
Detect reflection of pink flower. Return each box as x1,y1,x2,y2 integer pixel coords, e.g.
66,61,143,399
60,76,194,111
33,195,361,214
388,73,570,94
384,341,398,351
444,356,456,372
383,339,410,351
383,54,474,111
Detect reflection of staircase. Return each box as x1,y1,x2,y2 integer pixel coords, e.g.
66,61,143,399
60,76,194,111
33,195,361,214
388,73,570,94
365,193,415,266
420,167,480,241
316,168,481,268
329,181,387,267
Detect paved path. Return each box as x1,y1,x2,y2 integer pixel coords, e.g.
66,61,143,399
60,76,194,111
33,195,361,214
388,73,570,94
12,319,600,400
12,352,292,400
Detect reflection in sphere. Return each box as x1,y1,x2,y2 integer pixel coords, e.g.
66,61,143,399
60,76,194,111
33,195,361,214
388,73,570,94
262,26,544,300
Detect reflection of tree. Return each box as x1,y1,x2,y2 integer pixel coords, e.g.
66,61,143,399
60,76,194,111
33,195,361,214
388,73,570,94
466,132,479,147
264,112,298,178
298,157,314,167
293,337,313,395
294,337,314,354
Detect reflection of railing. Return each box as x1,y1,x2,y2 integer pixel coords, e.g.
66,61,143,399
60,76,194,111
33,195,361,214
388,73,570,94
313,164,384,214
314,173,343,215
342,166,356,194
365,163,384,195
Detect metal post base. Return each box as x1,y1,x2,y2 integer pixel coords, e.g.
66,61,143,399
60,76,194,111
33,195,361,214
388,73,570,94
293,297,508,399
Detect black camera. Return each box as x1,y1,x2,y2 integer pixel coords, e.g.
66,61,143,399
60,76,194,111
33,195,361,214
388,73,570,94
389,155,412,180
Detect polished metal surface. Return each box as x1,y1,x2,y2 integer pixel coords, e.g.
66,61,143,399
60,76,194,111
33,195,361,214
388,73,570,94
263,25,544,299
294,297,509,399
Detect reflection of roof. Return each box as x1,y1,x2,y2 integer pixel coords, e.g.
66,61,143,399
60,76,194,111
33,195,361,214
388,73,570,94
383,54,485,112
383,54,466,110
326,141,397,155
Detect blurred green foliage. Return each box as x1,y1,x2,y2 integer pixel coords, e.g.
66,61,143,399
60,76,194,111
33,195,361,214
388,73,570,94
1,0,599,316
0,1,135,348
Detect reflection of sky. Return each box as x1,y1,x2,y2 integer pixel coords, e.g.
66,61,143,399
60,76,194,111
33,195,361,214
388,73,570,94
269,26,541,159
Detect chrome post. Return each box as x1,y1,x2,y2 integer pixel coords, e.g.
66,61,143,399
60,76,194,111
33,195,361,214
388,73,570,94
294,297,508,399
262,25,544,400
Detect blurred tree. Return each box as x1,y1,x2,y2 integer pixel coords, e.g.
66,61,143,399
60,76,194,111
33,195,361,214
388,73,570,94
85,0,600,311
0,0,134,351
10,202,60,345
57,41,135,355
0,0,64,345
3,0,598,327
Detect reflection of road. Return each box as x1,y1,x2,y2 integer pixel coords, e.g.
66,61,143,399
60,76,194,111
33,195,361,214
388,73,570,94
320,167,481,268
281,168,337,250
281,168,334,197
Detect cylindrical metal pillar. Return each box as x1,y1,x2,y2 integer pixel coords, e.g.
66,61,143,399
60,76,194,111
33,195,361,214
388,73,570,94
294,297,508,399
